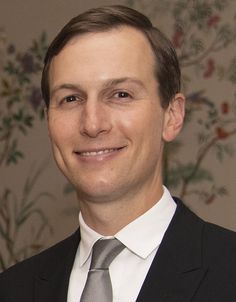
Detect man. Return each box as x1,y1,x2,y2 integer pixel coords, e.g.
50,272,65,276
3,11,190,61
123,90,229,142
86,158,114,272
0,5,236,302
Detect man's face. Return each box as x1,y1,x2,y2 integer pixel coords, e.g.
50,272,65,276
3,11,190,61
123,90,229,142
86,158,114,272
47,26,182,204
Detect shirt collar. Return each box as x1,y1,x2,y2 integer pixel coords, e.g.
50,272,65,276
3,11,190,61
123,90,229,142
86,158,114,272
78,186,176,266
78,213,106,266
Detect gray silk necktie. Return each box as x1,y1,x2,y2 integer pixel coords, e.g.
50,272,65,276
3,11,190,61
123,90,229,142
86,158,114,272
80,238,125,302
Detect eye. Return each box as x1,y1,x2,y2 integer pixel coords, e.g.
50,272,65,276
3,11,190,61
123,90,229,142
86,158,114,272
64,95,80,103
118,91,129,98
114,91,131,99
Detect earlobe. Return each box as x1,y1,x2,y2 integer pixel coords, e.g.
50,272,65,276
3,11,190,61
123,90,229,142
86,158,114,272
162,93,185,142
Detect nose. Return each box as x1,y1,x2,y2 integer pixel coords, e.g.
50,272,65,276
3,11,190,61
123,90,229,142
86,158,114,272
79,99,112,138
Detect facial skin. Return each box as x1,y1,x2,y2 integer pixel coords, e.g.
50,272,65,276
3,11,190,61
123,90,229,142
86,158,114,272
47,26,185,234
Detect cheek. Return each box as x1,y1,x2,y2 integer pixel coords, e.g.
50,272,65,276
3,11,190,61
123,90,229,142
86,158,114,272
48,114,74,147
116,106,164,150
131,106,164,138
139,110,165,158
47,115,75,172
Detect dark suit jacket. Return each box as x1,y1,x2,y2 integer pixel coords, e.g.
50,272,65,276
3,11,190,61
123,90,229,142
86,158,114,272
1,198,236,302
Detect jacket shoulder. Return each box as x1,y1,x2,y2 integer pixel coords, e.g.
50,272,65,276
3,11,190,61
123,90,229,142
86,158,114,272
203,221,236,262
0,230,79,278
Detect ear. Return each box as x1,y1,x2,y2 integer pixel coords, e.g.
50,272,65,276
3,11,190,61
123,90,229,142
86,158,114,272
162,93,185,142
44,106,49,121
44,107,51,137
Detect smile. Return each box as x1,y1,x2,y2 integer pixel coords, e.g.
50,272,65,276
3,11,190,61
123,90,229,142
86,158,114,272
80,148,120,156
75,147,126,158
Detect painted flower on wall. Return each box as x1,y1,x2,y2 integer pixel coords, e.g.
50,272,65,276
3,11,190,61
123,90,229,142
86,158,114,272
125,0,236,203
0,31,52,271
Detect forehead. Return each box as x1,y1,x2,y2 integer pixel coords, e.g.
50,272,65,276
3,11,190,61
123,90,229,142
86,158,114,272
63,25,154,57
49,26,156,87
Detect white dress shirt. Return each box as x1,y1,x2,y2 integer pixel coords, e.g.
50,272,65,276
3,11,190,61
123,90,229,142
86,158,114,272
67,186,176,302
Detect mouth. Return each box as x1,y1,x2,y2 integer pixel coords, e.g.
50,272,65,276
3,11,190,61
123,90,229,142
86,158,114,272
74,146,126,157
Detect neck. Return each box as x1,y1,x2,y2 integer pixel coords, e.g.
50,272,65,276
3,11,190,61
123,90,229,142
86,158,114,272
78,182,164,236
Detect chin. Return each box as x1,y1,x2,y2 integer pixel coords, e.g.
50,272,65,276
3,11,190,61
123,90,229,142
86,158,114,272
80,183,109,196
74,179,118,202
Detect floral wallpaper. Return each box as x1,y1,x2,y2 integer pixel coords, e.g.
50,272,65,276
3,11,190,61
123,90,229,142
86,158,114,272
1,0,236,271
127,0,236,202
0,31,53,270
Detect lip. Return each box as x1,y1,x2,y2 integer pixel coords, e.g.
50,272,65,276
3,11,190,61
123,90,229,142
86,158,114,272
73,146,126,162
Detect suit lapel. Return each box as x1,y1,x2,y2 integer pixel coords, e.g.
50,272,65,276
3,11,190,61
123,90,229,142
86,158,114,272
33,200,208,302
136,199,208,302
34,230,81,302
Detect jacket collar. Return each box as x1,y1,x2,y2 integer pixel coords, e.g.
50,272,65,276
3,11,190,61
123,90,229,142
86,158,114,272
136,198,208,302
34,199,208,302
34,229,81,302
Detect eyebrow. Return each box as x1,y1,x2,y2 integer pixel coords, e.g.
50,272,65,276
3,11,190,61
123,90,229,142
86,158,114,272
50,83,84,98
102,77,146,89
50,77,146,98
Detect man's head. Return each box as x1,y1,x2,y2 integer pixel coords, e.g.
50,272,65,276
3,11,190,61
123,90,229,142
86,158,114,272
45,5,185,211
41,5,181,109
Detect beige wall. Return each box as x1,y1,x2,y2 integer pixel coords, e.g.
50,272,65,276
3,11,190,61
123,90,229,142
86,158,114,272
1,0,236,270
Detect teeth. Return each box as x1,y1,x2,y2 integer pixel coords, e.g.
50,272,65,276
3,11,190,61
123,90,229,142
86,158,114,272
80,149,116,156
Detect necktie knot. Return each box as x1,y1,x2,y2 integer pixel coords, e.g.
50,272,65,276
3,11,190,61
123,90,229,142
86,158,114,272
90,238,125,270
80,238,125,302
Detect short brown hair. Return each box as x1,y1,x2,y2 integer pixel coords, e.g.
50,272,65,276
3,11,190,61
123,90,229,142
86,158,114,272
41,5,181,108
